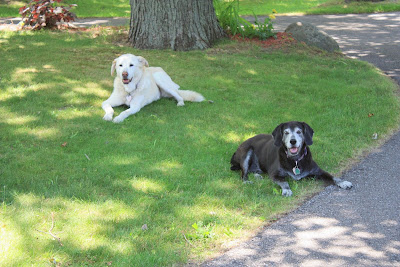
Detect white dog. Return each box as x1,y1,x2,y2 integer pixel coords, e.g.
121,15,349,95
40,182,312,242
102,54,205,123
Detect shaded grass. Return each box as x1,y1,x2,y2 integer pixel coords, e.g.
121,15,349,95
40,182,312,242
0,29,399,266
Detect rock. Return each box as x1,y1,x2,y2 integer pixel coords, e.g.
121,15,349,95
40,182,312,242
285,22,340,52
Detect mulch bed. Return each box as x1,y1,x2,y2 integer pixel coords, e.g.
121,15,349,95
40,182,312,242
230,32,297,48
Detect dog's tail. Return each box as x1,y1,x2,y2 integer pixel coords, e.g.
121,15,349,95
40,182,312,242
230,152,241,171
177,90,205,102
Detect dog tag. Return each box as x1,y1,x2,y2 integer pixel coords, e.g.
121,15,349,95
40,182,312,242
293,167,301,175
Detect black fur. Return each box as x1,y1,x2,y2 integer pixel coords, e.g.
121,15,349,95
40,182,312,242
230,121,352,196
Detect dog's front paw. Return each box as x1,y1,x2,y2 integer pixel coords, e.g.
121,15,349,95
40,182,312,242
282,189,293,197
243,180,253,184
337,180,353,189
177,101,185,106
103,114,113,121
112,115,125,123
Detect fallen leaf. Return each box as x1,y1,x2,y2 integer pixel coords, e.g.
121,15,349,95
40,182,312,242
368,113,374,117
141,224,148,231
61,142,67,147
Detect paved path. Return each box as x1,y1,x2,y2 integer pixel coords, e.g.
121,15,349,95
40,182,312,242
2,13,400,266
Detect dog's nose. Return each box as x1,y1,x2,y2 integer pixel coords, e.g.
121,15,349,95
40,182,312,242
290,139,297,145
122,71,128,77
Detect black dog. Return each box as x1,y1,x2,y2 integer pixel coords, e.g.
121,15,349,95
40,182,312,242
230,121,353,196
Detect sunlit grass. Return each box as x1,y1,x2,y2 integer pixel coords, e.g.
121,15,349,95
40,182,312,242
0,29,399,265
306,0,400,14
239,0,329,15
1,0,399,18
237,0,400,15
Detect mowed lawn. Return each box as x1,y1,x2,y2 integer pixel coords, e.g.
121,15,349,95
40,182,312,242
1,0,400,17
1,29,399,266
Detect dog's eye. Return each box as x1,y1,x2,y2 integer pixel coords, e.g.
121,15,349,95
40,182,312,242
284,131,289,135
119,64,122,67
297,130,302,134
130,64,134,67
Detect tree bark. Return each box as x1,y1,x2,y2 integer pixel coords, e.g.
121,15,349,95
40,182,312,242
128,0,226,51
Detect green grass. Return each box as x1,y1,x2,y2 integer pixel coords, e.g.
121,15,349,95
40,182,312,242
305,0,400,14
0,29,399,266
239,0,329,15
238,0,400,15
1,0,400,18
0,0,130,18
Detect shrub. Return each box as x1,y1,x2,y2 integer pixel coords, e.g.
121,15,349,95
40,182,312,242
19,0,77,30
213,0,276,40
244,12,276,40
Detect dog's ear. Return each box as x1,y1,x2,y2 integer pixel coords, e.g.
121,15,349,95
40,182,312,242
137,56,149,67
111,59,117,76
302,122,314,146
272,123,284,147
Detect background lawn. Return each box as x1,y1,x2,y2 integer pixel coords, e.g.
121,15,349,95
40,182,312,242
238,0,400,15
1,0,400,18
0,28,399,266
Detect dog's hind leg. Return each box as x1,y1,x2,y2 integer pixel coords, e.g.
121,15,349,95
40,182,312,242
248,154,263,179
153,71,185,106
240,149,253,184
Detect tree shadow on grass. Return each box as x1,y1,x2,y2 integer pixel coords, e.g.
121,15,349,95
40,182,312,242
0,34,289,265
1,30,399,265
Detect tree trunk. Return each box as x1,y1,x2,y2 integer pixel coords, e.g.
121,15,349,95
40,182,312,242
128,0,226,51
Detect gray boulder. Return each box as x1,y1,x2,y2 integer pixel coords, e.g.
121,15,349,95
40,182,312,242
285,22,340,52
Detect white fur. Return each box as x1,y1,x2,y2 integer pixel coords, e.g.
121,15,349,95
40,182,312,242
283,126,304,156
333,177,353,189
102,54,205,123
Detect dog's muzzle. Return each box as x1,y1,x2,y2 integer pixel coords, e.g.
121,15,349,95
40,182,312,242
289,147,299,154
122,76,132,84
122,72,132,84
288,139,300,155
